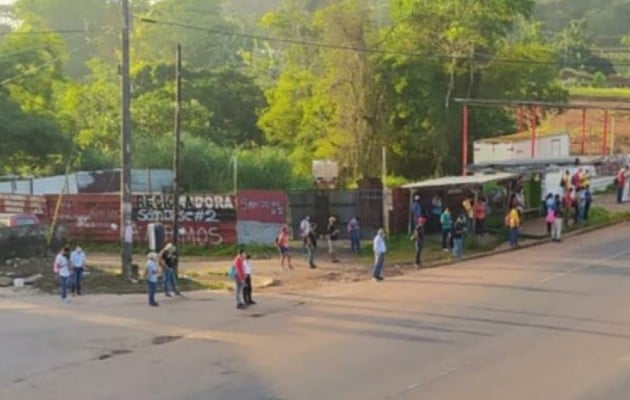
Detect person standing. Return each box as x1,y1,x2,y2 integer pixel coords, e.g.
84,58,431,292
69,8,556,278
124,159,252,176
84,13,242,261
411,194,423,228
551,195,564,242
462,196,474,233
233,249,247,309
452,215,466,259
440,207,453,252
53,246,71,303
145,252,159,307
159,243,180,297
70,244,87,296
326,216,340,263
544,193,555,234
584,185,592,220
306,227,318,269
299,215,312,252
474,196,487,236
276,225,294,270
347,216,361,255
411,217,425,268
372,229,387,281
508,203,520,247
430,195,443,234
243,254,256,305
615,168,626,204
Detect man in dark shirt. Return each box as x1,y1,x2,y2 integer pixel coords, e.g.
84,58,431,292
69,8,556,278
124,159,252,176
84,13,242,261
452,215,466,259
412,217,426,268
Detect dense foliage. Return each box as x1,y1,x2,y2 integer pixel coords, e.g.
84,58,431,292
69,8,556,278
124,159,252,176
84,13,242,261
0,0,622,190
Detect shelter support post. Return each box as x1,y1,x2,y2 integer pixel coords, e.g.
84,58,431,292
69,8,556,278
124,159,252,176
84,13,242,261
602,110,609,155
580,108,586,155
462,104,469,176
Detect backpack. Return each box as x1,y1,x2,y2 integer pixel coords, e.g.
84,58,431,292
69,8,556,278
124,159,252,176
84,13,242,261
228,265,236,280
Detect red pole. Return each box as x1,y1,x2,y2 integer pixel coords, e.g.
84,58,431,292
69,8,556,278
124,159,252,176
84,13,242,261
530,106,537,158
602,110,609,155
580,108,586,155
518,106,524,132
462,104,469,176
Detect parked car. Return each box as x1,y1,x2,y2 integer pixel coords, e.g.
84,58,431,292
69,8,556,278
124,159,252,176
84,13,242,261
0,213,40,228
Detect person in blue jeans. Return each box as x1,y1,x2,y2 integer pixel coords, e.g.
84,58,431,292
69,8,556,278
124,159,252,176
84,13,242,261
452,215,466,259
53,246,71,303
347,217,361,255
372,229,387,281
160,243,181,297
440,207,453,251
145,252,159,307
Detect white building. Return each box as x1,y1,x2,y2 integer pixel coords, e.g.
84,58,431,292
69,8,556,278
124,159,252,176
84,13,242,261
473,132,571,164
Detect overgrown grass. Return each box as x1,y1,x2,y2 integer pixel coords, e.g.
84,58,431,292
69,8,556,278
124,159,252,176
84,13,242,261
82,242,279,259
569,87,630,99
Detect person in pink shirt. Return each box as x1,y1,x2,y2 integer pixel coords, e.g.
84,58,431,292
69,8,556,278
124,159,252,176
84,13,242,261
233,249,247,309
275,225,294,270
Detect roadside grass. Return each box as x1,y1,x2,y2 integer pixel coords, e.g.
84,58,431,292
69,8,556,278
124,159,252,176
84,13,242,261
82,242,279,260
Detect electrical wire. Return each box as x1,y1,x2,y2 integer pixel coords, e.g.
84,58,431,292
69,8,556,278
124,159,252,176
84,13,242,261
139,17,630,68
0,28,111,36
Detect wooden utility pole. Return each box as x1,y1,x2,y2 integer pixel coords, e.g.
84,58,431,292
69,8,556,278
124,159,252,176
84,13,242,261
120,0,133,278
172,44,182,273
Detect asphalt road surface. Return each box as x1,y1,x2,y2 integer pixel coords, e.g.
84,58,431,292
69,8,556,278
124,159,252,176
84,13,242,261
3,224,630,400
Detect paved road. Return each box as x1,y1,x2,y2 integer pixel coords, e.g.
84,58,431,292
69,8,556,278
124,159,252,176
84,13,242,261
3,224,630,400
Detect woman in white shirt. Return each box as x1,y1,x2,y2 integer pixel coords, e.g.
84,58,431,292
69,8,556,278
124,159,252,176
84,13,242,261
53,246,71,302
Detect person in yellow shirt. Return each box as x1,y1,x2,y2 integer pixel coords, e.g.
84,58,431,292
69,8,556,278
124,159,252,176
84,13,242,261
508,204,520,247
580,169,590,189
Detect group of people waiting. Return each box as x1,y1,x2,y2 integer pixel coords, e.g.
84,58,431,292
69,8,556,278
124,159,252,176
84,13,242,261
544,168,595,242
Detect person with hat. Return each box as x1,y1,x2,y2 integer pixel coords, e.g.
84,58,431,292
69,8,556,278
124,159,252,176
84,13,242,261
411,217,426,268
145,252,160,307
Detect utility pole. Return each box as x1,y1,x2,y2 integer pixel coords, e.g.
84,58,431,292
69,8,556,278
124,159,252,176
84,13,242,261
173,44,182,274
120,0,133,278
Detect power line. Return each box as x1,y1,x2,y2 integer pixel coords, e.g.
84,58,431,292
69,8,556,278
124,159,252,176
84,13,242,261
0,28,111,36
139,17,630,68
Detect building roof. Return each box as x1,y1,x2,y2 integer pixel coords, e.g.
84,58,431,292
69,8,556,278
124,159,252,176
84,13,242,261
468,157,605,174
401,173,518,190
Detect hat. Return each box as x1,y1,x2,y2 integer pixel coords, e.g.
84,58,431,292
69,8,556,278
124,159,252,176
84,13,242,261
147,252,158,260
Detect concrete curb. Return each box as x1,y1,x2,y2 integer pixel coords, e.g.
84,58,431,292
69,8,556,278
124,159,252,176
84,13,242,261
410,217,630,272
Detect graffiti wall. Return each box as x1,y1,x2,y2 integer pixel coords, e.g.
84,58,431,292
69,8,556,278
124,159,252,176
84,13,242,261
236,190,287,244
133,194,237,247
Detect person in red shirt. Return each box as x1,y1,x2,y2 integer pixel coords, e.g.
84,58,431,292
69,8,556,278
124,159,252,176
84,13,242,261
615,167,626,204
233,249,247,309
474,197,487,236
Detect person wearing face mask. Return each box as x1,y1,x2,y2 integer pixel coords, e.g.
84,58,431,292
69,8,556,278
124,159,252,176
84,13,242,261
372,229,387,282
70,244,87,296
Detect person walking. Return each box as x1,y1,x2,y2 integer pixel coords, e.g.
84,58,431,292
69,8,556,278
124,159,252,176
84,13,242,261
232,249,247,309
243,254,256,305
53,246,71,303
326,216,340,263
452,215,466,259
70,244,87,296
145,252,160,307
372,229,387,281
440,207,453,252
347,216,361,255
299,215,312,253
411,217,425,268
615,167,626,204
275,225,294,270
159,243,180,297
